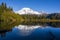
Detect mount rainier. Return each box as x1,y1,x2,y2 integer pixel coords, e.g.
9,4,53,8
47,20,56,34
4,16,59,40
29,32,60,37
15,8,44,15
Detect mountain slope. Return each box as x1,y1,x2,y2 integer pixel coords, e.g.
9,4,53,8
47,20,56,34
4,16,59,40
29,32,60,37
15,8,42,15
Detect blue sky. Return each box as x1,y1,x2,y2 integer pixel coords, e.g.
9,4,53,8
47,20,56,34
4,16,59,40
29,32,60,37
0,0,60,13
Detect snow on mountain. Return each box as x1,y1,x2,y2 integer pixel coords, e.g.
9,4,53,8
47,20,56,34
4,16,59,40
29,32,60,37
15,8,42,15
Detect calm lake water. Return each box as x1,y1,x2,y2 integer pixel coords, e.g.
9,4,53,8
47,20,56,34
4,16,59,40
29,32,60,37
0,22,60,40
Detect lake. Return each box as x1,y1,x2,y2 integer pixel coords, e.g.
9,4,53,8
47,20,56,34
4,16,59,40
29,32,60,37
0,22,60,40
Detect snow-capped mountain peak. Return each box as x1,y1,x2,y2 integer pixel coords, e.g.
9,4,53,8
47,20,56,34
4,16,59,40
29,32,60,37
15,8,42,15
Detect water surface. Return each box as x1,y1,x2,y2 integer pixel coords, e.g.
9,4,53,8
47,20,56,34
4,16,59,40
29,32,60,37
0,22,60,40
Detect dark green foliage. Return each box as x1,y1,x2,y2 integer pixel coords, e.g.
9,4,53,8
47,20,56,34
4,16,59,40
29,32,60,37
0,2,23,25
47,13,60,19
0,2,13,13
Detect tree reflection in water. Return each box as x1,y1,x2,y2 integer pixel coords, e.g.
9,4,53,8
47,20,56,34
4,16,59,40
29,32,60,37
0,21,20,37
0,29,12,37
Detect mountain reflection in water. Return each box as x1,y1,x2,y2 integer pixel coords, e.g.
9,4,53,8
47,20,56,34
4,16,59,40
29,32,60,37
0,22,60,40
15,25,42,36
